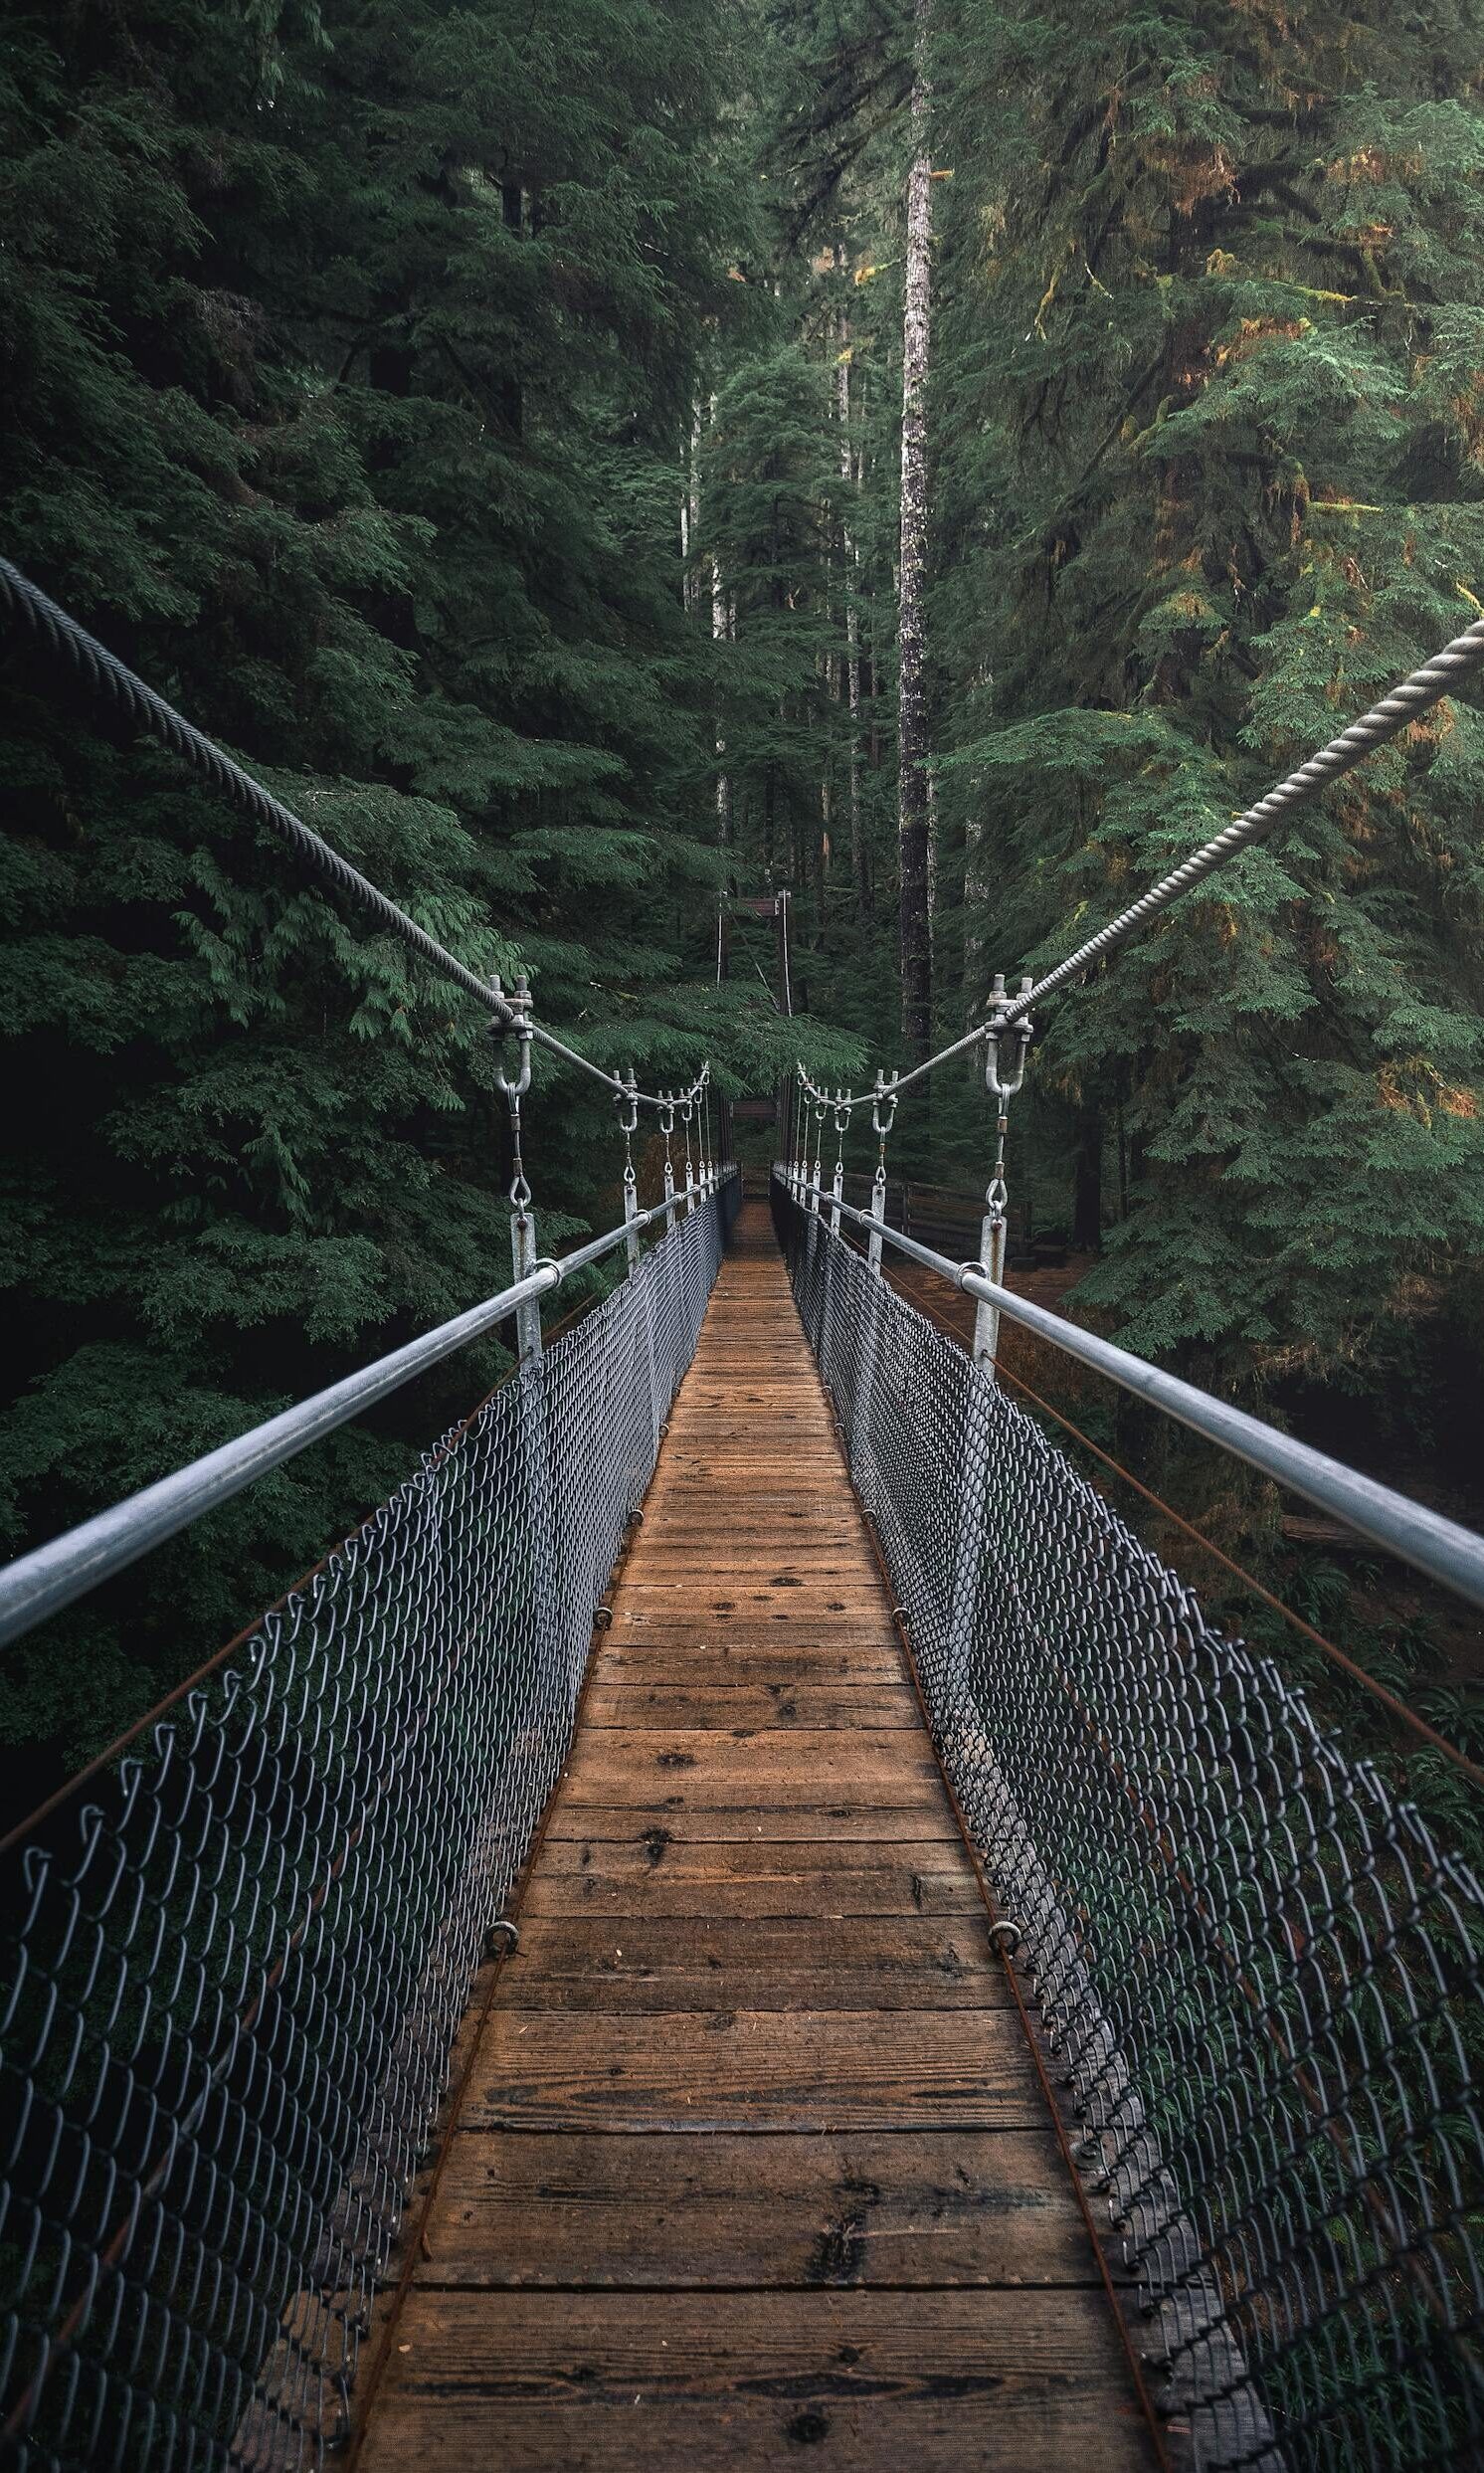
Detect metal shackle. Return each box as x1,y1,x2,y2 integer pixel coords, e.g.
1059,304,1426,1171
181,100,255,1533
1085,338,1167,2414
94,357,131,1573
984,973,1034,1102
491,971,533,1097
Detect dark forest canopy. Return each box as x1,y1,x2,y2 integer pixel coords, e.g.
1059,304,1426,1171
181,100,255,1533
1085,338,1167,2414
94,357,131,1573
4,0,1484,1783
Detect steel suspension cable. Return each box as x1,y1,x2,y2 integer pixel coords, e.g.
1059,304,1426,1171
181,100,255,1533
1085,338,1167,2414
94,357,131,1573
1000,605,1484,1026
809,605,1484,1102
0,557,705,1110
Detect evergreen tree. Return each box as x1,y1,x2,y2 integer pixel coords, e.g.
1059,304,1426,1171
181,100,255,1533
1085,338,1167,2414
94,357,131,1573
932,0,1484,1383
0,0,857,1783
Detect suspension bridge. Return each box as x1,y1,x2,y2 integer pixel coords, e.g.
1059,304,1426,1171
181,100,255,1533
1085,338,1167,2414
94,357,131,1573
0,560,1481,2473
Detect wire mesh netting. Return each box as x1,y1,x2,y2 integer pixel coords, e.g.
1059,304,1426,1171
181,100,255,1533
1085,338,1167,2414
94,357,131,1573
0,1174,739,2472
774,1175,1483,2473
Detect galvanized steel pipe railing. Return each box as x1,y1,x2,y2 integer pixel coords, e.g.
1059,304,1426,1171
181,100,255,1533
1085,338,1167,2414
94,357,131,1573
0,1171,742,2473
0,1191,704,1654
783,1169,1484,1616
771,1169,1484,2473
807,603,1484,1104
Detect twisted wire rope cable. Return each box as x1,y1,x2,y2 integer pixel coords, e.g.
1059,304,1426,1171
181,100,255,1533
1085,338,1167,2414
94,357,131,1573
1002,606,1484,1024
0,557,705,1109
812,605,1484,1100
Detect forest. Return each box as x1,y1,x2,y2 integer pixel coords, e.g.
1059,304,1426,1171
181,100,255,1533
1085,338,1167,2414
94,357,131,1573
4,0,1484,1809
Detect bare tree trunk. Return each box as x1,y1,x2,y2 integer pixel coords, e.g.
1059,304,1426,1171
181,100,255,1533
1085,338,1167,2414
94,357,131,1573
683,404,702,616
963,795,988,1039
897,0,933,1059
712,551,731,850
835,252,868,937
699,394,732,851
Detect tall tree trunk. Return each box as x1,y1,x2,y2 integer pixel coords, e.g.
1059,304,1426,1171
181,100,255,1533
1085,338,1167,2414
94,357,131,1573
896,0,933,1059
702,393,732,851
835,251,868,936
712,552,731,850
683,403,702,616
963,772,988,1046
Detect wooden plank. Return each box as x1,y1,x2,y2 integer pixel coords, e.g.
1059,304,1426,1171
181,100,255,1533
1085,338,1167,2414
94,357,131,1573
464,2009,1046,2129
544,1801,961,1845
357,2291,1156,2473
582,1683,918,1729
353,1203,1158,2473
521,1837,982,1915
420,2129,1095,2285
558,1729,940,1807
599,1640,903,1680
619,1588,890,1616
492,1918,1008,2010
603,1602,890,1641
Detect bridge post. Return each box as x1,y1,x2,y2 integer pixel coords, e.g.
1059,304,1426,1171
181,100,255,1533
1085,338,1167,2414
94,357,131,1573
659,1094,677,1233
867,1072,897,1278
493,976,571,1720
867,1175,886,1274
510,1200,544,1362
971,1206,1007,1376
945,1372,993,1730
619,1071,642,1277
699,1069,714,1194
493,974,543,1366
805,1097,826,1274
973,977,1033,1382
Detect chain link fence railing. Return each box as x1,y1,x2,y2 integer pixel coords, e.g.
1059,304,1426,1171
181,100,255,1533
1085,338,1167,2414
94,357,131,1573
0,1174,739,2473
774,1174,1483,2473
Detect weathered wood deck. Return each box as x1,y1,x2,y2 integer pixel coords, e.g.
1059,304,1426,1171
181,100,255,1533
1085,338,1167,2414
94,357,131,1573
354,1201,1160,2470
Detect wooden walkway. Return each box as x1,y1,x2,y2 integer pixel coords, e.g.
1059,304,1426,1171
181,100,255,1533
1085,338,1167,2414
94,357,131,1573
354,1202,1160,2471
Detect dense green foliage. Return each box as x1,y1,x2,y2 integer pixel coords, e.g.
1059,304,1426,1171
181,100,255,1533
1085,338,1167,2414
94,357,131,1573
933,0,1484,1372
0,0,857,1780
699,0,1484,1757
4,0,1484,1788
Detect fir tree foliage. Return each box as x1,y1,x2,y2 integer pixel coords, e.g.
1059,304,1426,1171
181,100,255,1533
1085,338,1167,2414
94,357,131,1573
0,0,860,1777
931,0,1484,1373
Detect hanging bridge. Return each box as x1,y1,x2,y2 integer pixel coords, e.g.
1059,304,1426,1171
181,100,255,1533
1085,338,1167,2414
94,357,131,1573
0,562,1482,2473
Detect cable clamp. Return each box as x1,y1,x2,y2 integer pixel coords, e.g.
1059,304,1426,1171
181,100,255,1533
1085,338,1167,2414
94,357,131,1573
984,971,1034,1101
491,970,534,1097
871,1069,899,1140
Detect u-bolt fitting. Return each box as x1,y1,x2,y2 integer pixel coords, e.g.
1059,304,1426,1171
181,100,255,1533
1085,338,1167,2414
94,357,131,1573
492,971,534,1097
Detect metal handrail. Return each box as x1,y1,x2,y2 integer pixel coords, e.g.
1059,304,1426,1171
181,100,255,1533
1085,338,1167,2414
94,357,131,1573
781,1168,1484,1615
0,1184,724,1650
